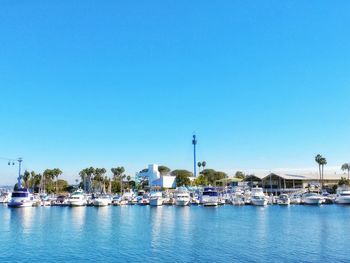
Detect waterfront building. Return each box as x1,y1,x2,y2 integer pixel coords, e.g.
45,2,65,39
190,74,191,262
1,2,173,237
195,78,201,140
137,164,176,189
245,172,346,194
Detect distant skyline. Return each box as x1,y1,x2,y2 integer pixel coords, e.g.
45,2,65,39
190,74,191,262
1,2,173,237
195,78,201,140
1,1,350,184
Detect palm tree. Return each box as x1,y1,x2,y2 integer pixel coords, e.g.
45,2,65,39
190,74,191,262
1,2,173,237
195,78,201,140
79,167,95,192
43,169,53,193
126,175,131,190
321,157,327,189
111,166,125,193
315,155,327,190
341,163,350,180
315,154,322,188
93,168,106,193
22,170,30,189
52,168,62,193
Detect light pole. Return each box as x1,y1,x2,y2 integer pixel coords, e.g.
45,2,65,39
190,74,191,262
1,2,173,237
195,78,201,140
17,158,23,189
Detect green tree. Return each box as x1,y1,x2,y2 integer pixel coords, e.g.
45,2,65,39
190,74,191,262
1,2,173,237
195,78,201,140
79,167,95,192
201,169,227,185
22,170,30,188
193,174,208,186
56,179,69,192
171,170,193,186
43,169,53,193
158,165,171,175
341,163,350,180
111,166,125,192
111,180,121,193
52,168,63,193
235,171,245,180
93,168,107,193
111,167,125,180
338,177,350,186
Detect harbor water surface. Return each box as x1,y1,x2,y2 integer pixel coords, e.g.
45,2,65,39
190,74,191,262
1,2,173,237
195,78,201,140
1,205,349,262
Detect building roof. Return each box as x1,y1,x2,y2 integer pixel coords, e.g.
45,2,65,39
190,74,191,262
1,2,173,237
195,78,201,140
259,172,348,181
215,177,243,183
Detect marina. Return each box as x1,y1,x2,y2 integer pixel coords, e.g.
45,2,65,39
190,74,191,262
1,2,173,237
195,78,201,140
1,202,350,262
1,1,349,262
2,185,350,208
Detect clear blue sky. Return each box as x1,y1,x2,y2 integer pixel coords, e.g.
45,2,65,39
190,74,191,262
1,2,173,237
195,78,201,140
1,1,350,184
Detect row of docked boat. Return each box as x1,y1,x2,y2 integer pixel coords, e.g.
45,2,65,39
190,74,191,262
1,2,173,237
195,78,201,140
3,186,350,208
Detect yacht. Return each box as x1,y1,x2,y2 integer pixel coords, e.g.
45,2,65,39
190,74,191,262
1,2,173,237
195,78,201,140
277,194,290,205
8,188,34,208
201,187,219,206
40,193,52,206
111,195,121,206
175,187,190,206
121,190,135,204
149,191,163,206
93,195,111,207
67,189,87,206
250,187,268,206
301,192,324,205
335,187,350,204
231,189,245,206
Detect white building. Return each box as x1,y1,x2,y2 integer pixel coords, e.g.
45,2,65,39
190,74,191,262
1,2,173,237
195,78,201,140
138,164,176,189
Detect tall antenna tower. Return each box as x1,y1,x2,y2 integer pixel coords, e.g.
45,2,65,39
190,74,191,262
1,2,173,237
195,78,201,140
192,134,197,177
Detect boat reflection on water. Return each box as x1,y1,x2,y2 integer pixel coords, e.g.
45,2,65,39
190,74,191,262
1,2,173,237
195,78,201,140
70,206,87,231
9,207,35,234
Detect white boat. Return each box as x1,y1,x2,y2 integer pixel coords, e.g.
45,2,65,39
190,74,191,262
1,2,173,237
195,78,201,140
190,197,200,206
231,188,245,206
40,194,52,206
176,193,190,206
8,188,34,208
302,192,324,205
149,192,163,206
138,198,149,205
93,195,111,206
67,189,87,206
122,190,135,203
277,194,290,205
335,188,350,204
290,195,301,204
202,187,219,206
175,187,190,206
250,188,268,206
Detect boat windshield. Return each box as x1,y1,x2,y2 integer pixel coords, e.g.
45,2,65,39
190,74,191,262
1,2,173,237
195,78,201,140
12,192,28,198
203,191,218,197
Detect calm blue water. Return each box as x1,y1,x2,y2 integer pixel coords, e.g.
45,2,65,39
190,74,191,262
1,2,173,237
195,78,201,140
1,205,350,262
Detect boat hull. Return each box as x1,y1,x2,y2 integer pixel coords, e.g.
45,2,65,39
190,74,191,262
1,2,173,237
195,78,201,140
335,196,350,204
8,201,33,208
251,199,268,206
303,198,323,205
150,198,163,206
93,200,109,207
68,200,87,207
176,199,190,206
203,202,218,206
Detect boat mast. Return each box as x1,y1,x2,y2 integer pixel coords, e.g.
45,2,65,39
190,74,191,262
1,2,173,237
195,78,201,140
17,158,23,189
